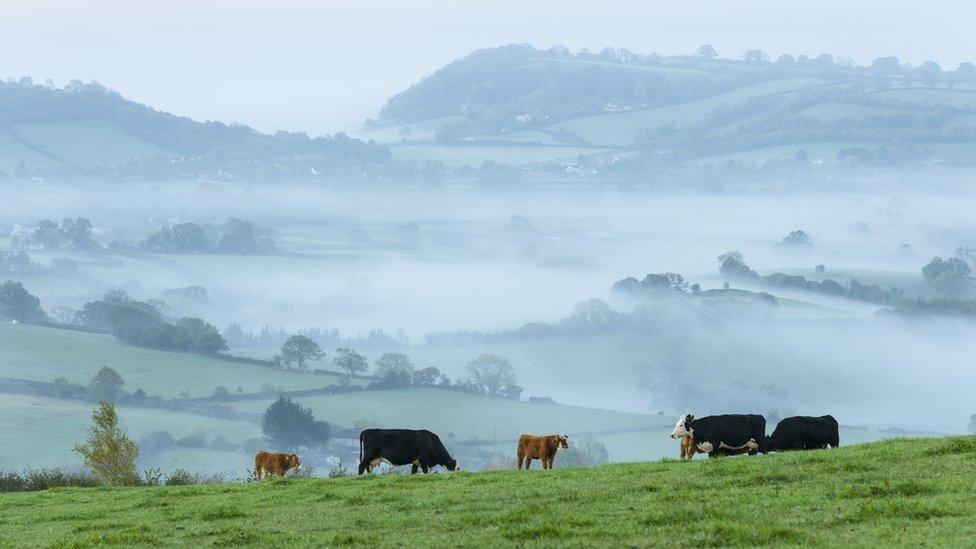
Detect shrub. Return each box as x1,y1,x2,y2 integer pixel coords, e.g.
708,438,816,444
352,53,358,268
0,468,99,492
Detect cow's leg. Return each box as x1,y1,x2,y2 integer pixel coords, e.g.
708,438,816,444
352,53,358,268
525,458,531,469
411,463,419,474
542,458,549,470
549,455,556,469
517,453,524,469
357,458,369,475
421,464,429,474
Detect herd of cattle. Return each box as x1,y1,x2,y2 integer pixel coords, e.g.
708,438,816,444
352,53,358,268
253,413,840,478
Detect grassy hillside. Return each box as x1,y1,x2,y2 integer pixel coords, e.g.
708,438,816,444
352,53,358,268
1,437,974,546
228,388,663,440
9,121,170,168
546,78,827,147
0,323,348,398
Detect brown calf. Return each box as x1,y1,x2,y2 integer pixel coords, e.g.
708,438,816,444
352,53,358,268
517,434,569,470
254,450,300,480
679,435,697,459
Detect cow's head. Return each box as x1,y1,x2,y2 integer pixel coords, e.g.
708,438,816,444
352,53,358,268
670,414,694,439
288,454,301,469
444,458,459,471
556,434,569,449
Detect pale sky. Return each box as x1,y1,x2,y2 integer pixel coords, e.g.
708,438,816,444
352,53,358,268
2,0,974,135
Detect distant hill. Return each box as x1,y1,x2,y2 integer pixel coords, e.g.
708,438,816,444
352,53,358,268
0,79,390,180
365,44,976,170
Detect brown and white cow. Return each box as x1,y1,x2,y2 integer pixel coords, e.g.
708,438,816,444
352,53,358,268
254,450,300,480
679,434,697,459
517,434,569,470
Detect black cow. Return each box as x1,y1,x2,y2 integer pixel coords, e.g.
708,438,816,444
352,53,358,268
670,413,766,457
358,429,459,475
766,415,839,451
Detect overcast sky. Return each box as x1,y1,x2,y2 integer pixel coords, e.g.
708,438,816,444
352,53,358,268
3,0,974,135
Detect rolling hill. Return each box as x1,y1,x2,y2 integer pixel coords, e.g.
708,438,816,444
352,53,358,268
358,44,976,170
1,436,974,546
0,80,389,178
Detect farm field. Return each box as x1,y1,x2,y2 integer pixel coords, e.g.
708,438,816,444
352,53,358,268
0,129,59,172
871,87,976,109
2,437,974,546
0,323,347,398
693,141,877,165
546,78,830,146
227,388,664,441
388,144,607,166
0,394,259,470
9,121,170,168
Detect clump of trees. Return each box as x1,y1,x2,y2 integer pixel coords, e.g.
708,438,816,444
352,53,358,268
465,354,522,400
922,256,973,297
0,280,48,322
138,218,275,254
75,290,227,355
558,436,609,467
13,218,100,251
612,273,690,297
262,397,331,451
777,230,812,248
715,251,901,304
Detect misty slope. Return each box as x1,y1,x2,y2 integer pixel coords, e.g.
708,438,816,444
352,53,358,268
369,44,976,167
0,80,389,176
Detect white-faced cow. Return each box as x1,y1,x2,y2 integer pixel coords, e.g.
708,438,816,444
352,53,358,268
358,428,459,475
670,413,766,457
766,415,839,451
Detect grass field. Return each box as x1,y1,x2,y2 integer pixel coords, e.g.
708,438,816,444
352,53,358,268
0,129,59,172
547,78,829,146
0,394,259,470
871,87,976,109
0,323,347,398
1,436,973,546
9,121,171,168
693,141,876,165
228,388,664,441
798,102,922,123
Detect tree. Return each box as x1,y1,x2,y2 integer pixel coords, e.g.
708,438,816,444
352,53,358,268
717,251,760,280
280,335,324,371
73,400,140,486
922,257,973,297
558,435,609,467
89,367,125,402
0,281,47,322
176,317,228,355
141,223,212,253
374,352,414,386
262,396,331,451
779,230,812,247
61,217,99,250
412,366,443,387
217,218,275,254
969,414,976,434
466,354,518,397
334,347,368,376
742,50,769,64
30,220,65,249
697,44,718,58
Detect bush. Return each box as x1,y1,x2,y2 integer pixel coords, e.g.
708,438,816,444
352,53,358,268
0,468,99,492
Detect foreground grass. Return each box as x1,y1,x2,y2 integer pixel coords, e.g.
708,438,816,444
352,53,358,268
1,437,974,547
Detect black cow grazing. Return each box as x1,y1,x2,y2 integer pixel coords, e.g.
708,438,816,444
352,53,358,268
766,415,839,451
358,429,459,475
670,413,766,457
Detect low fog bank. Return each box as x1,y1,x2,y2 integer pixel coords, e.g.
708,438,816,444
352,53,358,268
3,178,976,431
